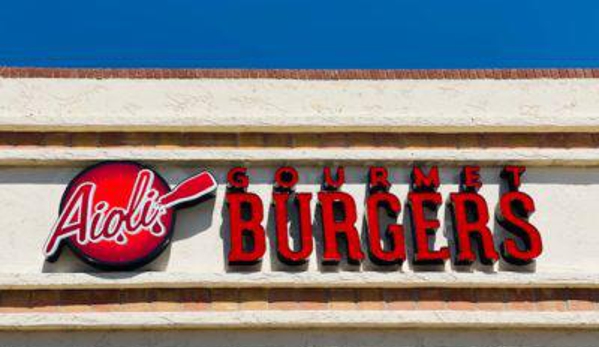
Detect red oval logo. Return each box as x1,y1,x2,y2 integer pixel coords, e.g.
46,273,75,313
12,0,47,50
44,161,217,270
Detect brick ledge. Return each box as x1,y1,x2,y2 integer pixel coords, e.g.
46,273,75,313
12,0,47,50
1,68,599,80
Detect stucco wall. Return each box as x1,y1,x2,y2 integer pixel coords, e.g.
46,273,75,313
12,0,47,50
0,77,598,133
0,75,598,346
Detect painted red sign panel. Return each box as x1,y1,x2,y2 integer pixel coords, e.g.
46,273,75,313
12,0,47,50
44,161,217,270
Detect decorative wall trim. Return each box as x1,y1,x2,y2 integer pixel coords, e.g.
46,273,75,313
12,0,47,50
1,68,599,80
1,272,598,290
1,78,599,133
0,310,598,330
2,147,599,166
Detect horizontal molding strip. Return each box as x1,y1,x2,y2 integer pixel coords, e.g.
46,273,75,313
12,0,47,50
1,78,599,133
2,68,599,80
1,272,598,290
4,125,599,134
2,148,599,166
0,310,598,330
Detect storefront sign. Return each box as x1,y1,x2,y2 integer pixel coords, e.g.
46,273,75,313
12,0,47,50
44,161,217,270
44,162,542,271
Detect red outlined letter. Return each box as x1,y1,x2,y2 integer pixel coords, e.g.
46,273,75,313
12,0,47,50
366,192,405,265
273,192,314,264
318,191,364,264
226,193,266,265
323,167,345,190
497,191,543,265
501,166,526,191
368,167,391,192
449,192,499,265
411,166,440,192
407,192,449,265
274,167,299,191
227,167,249,190
461,166,482,192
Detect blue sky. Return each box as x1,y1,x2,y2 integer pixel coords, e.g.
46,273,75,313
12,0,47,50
1,1,598,68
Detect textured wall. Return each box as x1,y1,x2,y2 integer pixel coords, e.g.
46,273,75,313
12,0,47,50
0,77,599,132
0,74,597,345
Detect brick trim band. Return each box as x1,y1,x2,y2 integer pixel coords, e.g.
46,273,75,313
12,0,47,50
1,67,599,79
2,287,596,313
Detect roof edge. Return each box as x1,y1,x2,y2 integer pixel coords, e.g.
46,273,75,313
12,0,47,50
1,67,599,79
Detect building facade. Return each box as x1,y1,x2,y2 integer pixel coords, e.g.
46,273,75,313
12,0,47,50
0,68,598,346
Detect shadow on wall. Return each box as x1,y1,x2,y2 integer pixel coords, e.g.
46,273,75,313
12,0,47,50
3,165,599,185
